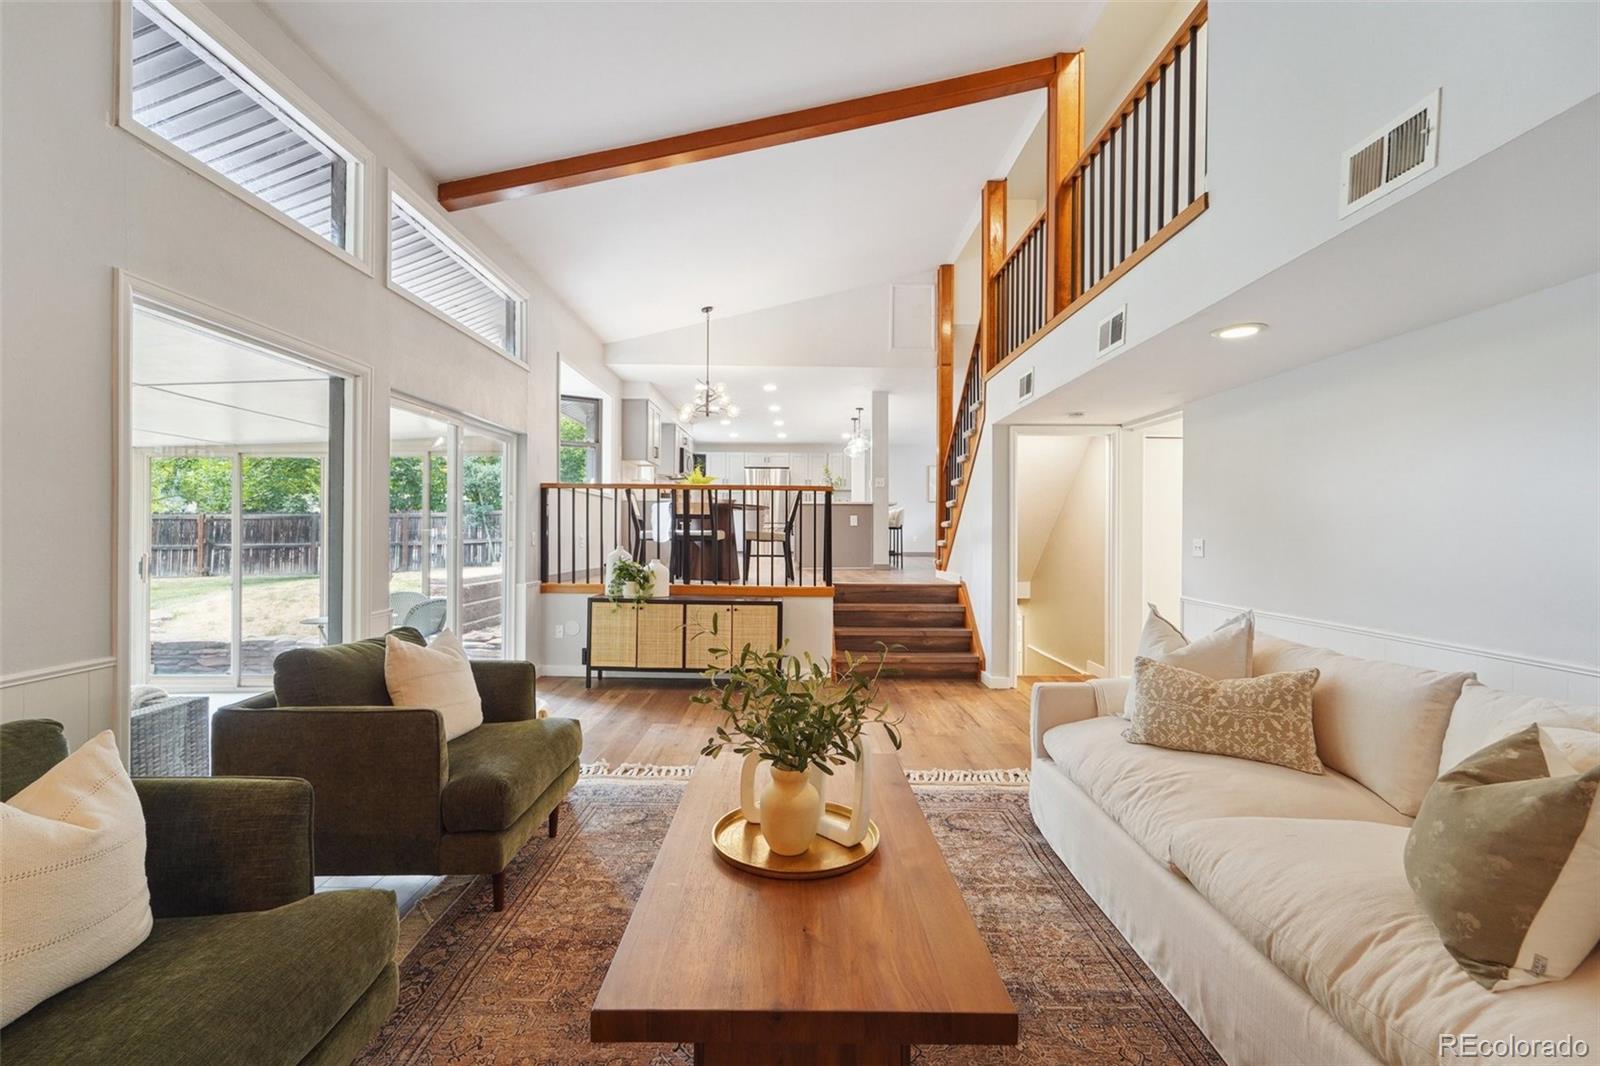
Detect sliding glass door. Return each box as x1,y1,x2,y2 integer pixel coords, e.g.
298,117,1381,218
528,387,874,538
389,402,513,659
144,451,327,685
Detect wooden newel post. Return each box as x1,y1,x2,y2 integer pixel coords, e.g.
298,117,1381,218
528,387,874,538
1046,52,1084,315
979,179,1006,374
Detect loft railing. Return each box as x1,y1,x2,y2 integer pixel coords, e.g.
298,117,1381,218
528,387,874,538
539,483,833,591
936,337,985,567
993,210,1049,366
1065,7,1207,306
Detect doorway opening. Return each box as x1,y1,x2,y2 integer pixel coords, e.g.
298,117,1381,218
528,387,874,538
129,300,351,691
1013,429,1112,685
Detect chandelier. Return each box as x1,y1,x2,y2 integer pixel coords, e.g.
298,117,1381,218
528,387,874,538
678,305,738,424
843,406,871,458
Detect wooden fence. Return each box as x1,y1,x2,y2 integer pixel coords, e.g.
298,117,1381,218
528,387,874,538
150,511,504,578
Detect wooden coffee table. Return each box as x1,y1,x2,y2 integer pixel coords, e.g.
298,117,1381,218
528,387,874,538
590,744,1018,1065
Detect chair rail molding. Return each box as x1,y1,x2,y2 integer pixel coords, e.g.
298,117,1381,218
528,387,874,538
0,657,120,753
1181,597,1600,704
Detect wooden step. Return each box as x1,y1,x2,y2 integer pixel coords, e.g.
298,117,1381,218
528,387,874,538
834,626,973,652
832,603,967,627
834,582,960,604
834,651,980,678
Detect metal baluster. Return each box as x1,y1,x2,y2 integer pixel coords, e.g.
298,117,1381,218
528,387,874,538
1171,52,1181,219
539,486,549,583
1187,30,1199,207
1157,67,1167,230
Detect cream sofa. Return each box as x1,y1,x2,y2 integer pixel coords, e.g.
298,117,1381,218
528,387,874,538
1029,634,1600,1066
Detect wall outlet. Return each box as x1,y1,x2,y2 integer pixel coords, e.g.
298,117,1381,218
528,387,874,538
874,476,886,488
550,625,564,640
849,514,859,527
1191,538,1206,558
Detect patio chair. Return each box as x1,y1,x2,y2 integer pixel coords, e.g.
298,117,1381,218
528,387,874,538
389,590,447,637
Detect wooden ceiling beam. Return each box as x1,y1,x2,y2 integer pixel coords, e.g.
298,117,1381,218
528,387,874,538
438,57,1059,211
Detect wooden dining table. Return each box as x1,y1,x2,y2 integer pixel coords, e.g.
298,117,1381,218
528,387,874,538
672,493,767,582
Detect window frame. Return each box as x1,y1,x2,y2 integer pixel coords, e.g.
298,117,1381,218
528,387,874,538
386,172,528,367
115,0,375,275
558,394,603,484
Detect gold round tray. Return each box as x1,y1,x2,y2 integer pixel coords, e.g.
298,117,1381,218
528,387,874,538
712,802,880,880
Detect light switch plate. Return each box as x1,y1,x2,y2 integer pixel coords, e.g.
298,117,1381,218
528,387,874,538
1191,538,1206,558
874,476,886,488
849,515,859,527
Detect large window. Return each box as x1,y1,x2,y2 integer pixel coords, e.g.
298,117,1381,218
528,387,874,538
123,0,364,260
559,396,601,483
389,191,524,359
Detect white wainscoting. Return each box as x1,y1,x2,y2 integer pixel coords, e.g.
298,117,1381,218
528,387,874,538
1182,598,1600,705
0,658,119,749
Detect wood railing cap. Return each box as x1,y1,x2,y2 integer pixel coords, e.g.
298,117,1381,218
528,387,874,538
539,482,835,491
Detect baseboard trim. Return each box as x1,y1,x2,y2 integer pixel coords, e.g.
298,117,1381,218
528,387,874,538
1181,597,1599,702
0,657,117,690
980,671,1014,689
1024,644,1082,674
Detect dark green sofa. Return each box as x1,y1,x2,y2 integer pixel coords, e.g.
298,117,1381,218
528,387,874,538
0,719,397,1065
212,631,581,911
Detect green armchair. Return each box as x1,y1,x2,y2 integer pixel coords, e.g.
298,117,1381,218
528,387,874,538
0,719,397,1065
212,631,582,911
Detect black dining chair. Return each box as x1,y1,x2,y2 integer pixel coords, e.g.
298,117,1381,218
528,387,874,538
743,490,803,583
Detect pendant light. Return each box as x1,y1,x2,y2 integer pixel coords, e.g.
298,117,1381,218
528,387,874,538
678,305,738,424
843,406,871,458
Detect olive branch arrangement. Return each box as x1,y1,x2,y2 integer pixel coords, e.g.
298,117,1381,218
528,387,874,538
694,613,903,775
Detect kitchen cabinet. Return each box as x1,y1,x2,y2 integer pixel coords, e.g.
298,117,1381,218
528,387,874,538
660,422,694,477
621,399,664,465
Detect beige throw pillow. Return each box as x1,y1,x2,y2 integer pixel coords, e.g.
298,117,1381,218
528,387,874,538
1405,725,1600,991
1254,636,1472,816
1,731,152,1027
1125,657,1324,774
1122,605,1254,716
385,628,483,741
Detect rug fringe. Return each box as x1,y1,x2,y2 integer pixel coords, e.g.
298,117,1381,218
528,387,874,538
580,760,694,779
580,761,1029,785
904,767,1030,785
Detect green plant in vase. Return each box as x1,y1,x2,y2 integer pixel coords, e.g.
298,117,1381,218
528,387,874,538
606,558,655,603
697,620,902,856
684,465,714,485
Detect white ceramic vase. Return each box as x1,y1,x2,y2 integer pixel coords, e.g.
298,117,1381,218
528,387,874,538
645,560,671,598
758,768,823,856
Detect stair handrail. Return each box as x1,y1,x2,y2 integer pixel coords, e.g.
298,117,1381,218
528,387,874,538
936,334,986,568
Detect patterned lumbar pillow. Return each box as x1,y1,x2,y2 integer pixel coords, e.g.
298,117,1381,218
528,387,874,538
1,731,152,1026
1404,724,1600,991
1125,656,1323,774
1123,606,1254,716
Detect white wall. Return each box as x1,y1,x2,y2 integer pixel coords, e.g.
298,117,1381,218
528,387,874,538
1014,435,1089,581
1082,0,1195,138
1184,274,1600,671
0,1,604,739
888,444,936,555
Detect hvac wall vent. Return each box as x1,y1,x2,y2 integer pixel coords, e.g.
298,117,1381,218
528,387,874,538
1340,90,1440,218
1097,306,1127,358
1018,370,1034,401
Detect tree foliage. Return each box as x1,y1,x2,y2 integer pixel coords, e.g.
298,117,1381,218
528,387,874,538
559,413,594,482
150,456,322,514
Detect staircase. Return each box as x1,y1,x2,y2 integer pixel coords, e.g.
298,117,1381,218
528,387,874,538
832,582,982,679
935,337,986,570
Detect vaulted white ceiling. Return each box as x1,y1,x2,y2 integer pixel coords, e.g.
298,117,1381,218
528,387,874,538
263,1,1102,340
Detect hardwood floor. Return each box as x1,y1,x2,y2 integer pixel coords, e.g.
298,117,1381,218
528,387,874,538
541,674,1033,771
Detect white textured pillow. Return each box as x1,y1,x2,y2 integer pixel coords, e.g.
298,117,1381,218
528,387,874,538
1122,605,1254,715
1,731,152,1026
385,628,483,741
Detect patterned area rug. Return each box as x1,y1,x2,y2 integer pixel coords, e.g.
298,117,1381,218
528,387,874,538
359,780,1221,1065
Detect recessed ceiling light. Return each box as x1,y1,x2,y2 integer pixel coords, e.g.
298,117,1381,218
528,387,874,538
840,432,852,441
777,432,787,439
768,404,781,412
1066,412,1086,418
719,418,731,426
762,383,777,392
729,432,739,438
1211,322,1267,340
773,420,785,427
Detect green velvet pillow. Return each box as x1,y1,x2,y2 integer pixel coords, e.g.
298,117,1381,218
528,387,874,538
272,627,426,707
